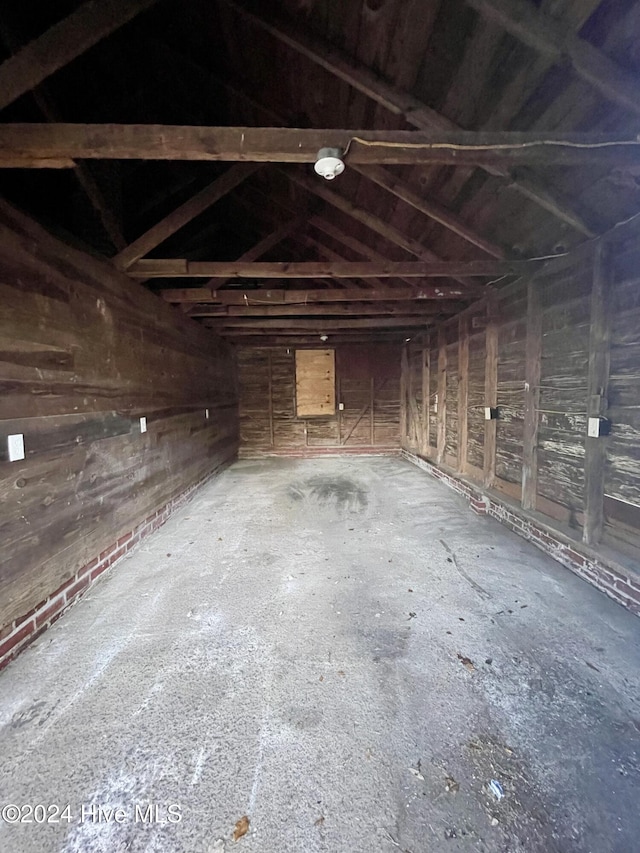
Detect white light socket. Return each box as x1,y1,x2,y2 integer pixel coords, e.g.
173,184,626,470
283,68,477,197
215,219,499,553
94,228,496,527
139,417,147,434
7,433,25,462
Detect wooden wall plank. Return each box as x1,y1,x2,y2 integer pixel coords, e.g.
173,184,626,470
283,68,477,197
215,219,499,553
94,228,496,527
0,200,238,630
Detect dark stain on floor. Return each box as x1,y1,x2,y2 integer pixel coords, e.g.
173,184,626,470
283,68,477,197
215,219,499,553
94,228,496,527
288,475,369,514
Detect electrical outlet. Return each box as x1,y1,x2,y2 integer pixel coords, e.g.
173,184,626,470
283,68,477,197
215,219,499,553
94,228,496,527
7,434,25,462
338,402,344,411
139,417,147,434
484,407,500,420
588,416,611,438
205,409,210,419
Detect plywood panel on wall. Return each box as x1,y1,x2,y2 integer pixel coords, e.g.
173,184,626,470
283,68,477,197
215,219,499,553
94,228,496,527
295,349,336,417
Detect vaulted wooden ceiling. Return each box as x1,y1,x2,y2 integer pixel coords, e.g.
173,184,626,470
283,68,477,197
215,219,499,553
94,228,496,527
1,0,639,345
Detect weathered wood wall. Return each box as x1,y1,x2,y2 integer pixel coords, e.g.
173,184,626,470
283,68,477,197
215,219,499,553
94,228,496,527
605,238,640,555
0,201,238,631
238,344,401,456
401,244,640,561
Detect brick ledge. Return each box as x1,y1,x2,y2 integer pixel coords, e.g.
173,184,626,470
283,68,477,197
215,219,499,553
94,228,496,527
403,450,640,618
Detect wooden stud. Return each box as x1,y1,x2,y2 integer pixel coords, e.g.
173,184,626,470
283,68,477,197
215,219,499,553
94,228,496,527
267,350,274,447
422,336,431,455
522,278,542,510
483,295,498,487
458,316,470,474
583,242,612,545
437,327,448,465
400,346,409,443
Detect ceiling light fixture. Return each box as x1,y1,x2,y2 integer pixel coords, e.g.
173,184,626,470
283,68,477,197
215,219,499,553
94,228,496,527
320,334,329,342
314,147,345,180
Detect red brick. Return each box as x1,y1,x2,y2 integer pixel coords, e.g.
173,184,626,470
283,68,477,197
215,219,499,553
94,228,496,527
108,546,126,566
90,561,108,581
118,531,133,547
35,596,65,630
77,557,99,580
0,619,35,661
565,549,587,567
99,544,115,562
66,573,90,602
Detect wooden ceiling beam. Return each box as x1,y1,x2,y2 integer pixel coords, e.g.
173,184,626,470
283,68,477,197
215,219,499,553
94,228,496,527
205,316,440,331
221,333,411,345
161,286,476,304
114,163,261,269
189,301,459,317
221,0,595,236
0,125,639,168
130,259,535,279
0,0,160,112
351,164,505,258
467,0,640,121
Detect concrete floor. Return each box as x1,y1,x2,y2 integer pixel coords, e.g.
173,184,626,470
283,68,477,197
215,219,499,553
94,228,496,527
1,457,639,853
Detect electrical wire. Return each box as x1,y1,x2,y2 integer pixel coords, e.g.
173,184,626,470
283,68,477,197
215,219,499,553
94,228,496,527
342,135,640,157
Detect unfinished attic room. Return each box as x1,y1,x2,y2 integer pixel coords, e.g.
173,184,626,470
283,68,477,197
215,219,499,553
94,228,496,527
3,1,640,852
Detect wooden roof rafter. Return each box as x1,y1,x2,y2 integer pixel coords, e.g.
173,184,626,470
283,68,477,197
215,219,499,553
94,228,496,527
113,163,262,270
0,0,161,112
467,0,640,121
219,0,596,237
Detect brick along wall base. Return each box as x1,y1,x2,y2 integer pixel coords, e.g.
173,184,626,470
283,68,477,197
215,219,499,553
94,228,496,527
0,457,234,672
403,451,640,618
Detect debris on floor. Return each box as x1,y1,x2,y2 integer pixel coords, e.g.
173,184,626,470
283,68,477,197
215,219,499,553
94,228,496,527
444,775,460,793
457,652,475,672
233,815,250,841
489,779,505,800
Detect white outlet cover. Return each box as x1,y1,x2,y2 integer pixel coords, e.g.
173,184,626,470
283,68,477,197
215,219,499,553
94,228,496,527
205,409,210,419
140,417,147,433
485,407,493,421
338,402,344,411
8,433,25,462
587,417,600,438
